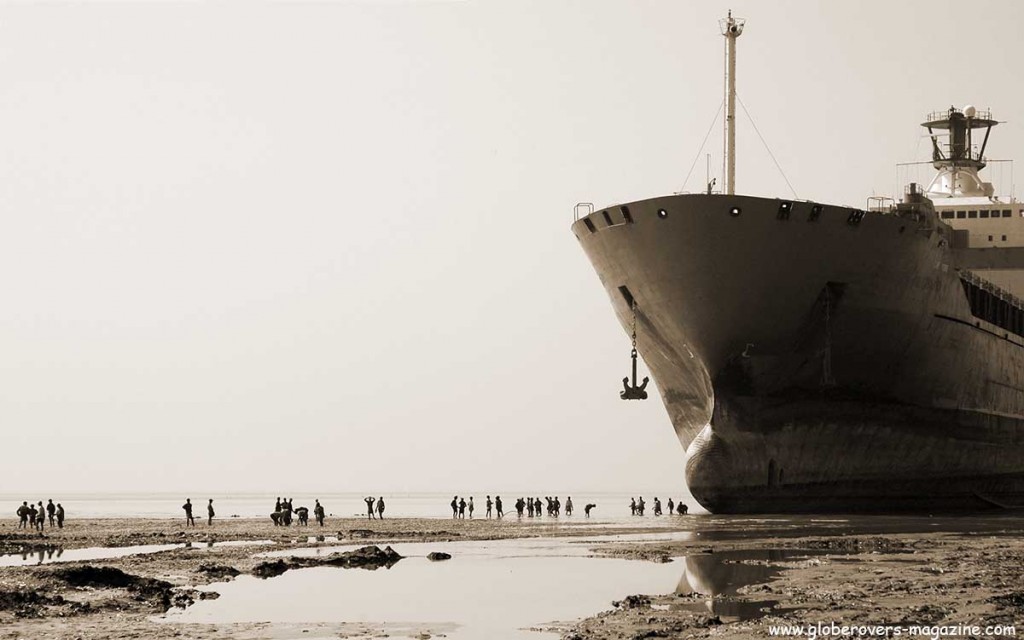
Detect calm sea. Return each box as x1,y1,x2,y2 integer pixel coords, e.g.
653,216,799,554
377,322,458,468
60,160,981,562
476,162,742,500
1,492,700,520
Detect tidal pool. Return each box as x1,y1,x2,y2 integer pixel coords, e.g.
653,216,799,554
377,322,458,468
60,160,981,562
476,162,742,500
161,539,815,639
0,539,274,567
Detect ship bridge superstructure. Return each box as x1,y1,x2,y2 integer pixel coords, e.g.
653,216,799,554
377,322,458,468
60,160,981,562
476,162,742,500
910,106,1024,298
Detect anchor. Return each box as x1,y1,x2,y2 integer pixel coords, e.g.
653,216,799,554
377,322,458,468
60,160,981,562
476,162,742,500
620,301,649,400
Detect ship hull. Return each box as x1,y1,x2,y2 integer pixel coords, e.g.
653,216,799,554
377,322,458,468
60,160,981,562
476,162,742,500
573,194,1024,513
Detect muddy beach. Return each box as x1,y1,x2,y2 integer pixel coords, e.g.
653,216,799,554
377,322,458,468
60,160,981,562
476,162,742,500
1,514,1023,639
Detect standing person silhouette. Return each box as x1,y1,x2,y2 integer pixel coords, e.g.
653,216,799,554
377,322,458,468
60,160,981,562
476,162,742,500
17,502,29,529
56,503,65,528
376,497,385,519
182,499,195,527
495,496,503,518
314,500,325,526
207,499,215,526
565,496,573,516
46,500,56,527
458,497,466,519
468,497,474,519
364,496,376,519
450,495,458,518
486,495,493,518
630,498,637,516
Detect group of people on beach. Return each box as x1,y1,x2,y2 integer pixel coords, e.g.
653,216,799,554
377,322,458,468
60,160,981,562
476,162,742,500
270,498,327,526
363,496,385,519
449,495,598,519
181,498,216,527
15,500,65,530
629,496,688,516
15,495,688,528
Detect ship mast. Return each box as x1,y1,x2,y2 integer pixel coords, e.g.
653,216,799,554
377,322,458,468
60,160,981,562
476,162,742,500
720,11,745,196
922,105,998,198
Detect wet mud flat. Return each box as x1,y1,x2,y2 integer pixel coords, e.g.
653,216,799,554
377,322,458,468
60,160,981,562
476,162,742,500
1,515,1023,639
563,521,1024,640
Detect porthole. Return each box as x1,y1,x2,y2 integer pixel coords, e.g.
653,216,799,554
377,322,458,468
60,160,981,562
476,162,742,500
809,204,823,221
657,208,668,219
777,201,792,220
729,206,742,217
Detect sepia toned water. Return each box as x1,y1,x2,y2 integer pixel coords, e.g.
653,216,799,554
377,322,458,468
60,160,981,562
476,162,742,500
155,515,1024,639
157,535,795,638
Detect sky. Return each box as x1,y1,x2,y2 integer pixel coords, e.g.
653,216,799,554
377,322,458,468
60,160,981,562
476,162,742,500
2,0,1022,495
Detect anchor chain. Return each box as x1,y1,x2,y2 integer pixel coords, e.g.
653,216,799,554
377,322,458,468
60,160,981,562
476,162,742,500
630,300,638,355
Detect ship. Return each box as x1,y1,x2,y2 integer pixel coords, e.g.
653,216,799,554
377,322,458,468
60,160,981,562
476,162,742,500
571,14,1024,513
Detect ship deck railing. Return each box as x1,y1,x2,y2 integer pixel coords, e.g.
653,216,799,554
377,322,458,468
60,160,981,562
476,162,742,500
925,108,993,123
958,268,1024,309
574,202,594,221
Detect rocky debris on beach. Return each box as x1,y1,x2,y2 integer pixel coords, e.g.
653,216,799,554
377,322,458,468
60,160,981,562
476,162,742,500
612,595,651,609
0,533,56,555
426,552,451,561
798,536,911,552
197,563,241,580
52,565,197,611
252,545,404,578
346,529,462,540
989,592,1024,612
0,588,68,618
251,559,292,578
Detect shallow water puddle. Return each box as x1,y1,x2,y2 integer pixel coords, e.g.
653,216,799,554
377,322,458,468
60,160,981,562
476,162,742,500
0,540,274,567
163,549,681,638
161,542,817,638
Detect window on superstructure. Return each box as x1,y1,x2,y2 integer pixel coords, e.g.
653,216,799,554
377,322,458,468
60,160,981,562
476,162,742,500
941,211,954,219
957,211,966,219
584,218,596,233
1003,235,1008,241
981,210,990,218
969,211,978,218
602,211,614,226
1003,210,1012,218
989,235,994,241
620,206,633,224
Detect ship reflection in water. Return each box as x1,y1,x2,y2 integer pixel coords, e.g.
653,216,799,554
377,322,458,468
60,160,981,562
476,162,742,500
674,549,813,621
